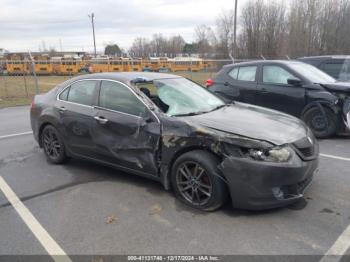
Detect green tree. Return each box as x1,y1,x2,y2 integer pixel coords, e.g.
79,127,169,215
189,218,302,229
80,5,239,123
183,43,198,54
104,44,122,56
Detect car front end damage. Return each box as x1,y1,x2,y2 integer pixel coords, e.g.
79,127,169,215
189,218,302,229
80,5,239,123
219,148,318,210
333,94,350,132
320,83,350,131
334,95,350,132
160,115,319,210
343,97,350,130
215,130,319,210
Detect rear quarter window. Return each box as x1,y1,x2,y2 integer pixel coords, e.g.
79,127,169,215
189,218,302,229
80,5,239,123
228,67,239,79
59,87,69,101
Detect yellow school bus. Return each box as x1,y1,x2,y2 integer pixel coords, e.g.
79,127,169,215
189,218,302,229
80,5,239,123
159,57,171,72
171,57,204,72
203,60,214,71
108,58,142,72
129,58,142,72
6,56,28,75
51,57,80,75
149,57,161,71
33,55,52,75
51,57,62,74
141,58,153,72
60,58,80,75
109,59,124,72
91,58,109,73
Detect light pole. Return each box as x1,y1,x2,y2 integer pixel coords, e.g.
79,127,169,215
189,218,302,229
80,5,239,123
88,13,97,57
233,0,238,58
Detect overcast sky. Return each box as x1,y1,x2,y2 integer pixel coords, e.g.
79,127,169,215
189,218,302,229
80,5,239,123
0,0,252,52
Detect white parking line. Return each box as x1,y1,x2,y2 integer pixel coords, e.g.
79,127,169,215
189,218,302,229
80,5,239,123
319,224,350,262
0,176,72,262
320,153,350,162
0,131,33,140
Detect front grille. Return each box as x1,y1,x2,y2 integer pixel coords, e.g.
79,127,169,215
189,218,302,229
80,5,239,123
298,146,314,158
292,134,317,161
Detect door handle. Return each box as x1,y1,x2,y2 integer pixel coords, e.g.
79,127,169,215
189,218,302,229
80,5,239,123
260,88,269,94
94,116,108,124
58,106,66,113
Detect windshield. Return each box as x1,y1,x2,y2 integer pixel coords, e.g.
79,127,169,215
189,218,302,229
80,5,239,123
289,62,336,83
332,58,350,81
137,78,225,116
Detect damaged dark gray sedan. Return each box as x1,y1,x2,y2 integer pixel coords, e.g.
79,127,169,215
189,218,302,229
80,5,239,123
30,73,319,211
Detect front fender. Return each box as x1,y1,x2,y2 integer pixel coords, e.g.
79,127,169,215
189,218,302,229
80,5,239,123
157,117,272,190
302,100,340,116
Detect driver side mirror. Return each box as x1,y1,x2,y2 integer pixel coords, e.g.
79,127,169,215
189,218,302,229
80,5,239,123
287,78,302,86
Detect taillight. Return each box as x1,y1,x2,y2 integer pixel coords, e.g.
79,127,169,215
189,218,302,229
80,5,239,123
206,78,214,87
31,100,35,109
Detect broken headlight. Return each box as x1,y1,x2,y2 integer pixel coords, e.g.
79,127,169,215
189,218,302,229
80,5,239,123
248,146,292,162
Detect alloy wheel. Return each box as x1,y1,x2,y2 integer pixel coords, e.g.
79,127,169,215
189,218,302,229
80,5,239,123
311,113,327,131
43,129,61,159
176,161,213,206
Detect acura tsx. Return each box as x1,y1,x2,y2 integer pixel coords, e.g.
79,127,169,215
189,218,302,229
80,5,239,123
30,72,319,211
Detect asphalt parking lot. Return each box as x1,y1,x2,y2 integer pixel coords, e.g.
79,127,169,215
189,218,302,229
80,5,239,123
0,106,349,261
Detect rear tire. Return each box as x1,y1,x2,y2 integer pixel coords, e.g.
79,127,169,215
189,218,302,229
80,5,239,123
41,125,67,164
302,107,338,138
171,150,228,211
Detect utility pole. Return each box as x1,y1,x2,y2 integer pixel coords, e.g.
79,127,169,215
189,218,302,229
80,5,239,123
88,13,97,57
233,0,238,58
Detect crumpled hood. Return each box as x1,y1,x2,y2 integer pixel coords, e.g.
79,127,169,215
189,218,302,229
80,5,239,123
320,82,350,93
187,103,308,145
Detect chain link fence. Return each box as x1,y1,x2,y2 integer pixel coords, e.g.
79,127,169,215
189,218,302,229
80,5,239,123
0,59,245,108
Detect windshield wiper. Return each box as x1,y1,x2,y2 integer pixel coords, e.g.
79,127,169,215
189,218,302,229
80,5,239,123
172,112,203,117
173,104,230,117
207,104,230,112
172,111,209,117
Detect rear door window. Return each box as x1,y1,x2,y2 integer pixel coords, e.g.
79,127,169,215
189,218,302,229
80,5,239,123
228,67,239,79
237,66,257,82
66,80,97,106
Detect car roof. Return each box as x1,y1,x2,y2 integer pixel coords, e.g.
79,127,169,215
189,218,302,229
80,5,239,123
223,60,303,68
298,55,350,61
61,72,182,86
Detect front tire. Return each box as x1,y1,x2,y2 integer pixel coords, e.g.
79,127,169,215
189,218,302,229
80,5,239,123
171,150,228,211
41,125,67,164
302,107,338,138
